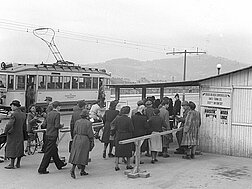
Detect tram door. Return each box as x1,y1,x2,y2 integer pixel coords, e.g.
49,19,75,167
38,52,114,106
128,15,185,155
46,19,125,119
25,75,36,109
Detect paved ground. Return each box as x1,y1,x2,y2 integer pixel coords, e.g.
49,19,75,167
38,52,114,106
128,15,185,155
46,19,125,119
0,115,252,189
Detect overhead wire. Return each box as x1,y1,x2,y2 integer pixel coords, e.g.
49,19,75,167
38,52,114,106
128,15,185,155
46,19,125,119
0,19,200,55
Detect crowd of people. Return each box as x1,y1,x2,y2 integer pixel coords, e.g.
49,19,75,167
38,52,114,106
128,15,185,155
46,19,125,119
0,93,201,180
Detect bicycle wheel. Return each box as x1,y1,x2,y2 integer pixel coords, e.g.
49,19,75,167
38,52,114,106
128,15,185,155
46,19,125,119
28,135,38,155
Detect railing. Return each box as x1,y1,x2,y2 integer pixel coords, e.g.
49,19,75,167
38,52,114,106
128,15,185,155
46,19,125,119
119,128,182,178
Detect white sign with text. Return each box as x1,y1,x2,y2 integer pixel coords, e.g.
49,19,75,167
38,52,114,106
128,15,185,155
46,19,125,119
201,91,231,109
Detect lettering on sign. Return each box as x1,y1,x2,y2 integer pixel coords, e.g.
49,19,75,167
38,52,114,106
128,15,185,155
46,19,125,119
65,93,76,99
204,108,217,118
201,91,231,108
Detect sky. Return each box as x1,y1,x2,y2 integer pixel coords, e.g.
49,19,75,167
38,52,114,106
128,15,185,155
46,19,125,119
0,0,252,65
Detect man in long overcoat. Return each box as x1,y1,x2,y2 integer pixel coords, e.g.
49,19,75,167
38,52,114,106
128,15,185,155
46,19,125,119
159,100,171,158
4,100,26,169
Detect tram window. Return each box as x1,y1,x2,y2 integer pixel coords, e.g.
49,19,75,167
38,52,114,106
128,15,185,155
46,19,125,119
0,74,6,88
7,75,14,90
48,76,63,89
63,76,70,89
38,75,46,89
85,77,91,88
93,77,98,89
72,76,78,89
16,75,25,90
79,77,85,89
104,78,110,89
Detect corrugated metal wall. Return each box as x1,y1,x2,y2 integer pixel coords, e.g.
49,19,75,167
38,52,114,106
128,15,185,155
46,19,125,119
231,87,252,158
199,86,232,155
200,68,252,87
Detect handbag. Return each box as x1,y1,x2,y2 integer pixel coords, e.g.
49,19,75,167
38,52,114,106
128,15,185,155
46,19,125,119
68,140,73,153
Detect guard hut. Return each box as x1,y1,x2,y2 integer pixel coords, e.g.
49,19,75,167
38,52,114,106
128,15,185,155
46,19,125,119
198,65,252,158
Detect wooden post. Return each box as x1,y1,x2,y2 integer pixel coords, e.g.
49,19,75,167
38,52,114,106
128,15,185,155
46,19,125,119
115,87,120,100
160,87,164,101
142,87,146,100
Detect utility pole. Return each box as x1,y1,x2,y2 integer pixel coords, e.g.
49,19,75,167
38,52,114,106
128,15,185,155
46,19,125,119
166,48,206,101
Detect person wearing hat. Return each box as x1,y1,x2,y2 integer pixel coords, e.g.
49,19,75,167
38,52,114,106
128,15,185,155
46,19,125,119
159,100,171,158
39,96,53,153
38,101,67,174
148,108,166,163
70,100,86,140
111,106,134,171
4,100,26,169
144,100,154,157
69,109,94,179
181,101,201,159
101,100,119,158
131,100,145,117
174,101,190,154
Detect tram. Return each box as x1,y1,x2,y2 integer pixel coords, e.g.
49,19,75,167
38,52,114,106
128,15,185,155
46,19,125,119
0,61,111,112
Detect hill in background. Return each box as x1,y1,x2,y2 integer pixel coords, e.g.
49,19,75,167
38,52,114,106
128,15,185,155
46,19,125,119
85,55,248,84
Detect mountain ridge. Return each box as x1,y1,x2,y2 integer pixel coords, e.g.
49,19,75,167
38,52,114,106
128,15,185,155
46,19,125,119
84,55,248,83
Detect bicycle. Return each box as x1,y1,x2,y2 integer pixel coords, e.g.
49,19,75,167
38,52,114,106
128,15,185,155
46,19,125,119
26,129,44,155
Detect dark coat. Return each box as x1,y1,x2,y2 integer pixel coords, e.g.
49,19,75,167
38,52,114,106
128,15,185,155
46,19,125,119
111,114,134,158
4,109,26,158
173,99,181,116
70,106,83,139
69,118,94,165
145,106,154,120
131,112,148,152
148,115,166,133
101,109,119,143
131,112,148,137
44,110,63,138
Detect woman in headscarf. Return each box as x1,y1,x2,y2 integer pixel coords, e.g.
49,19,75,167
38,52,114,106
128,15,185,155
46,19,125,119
181,101,201,159
111,106,134,171
69,109,94,179
101,100,119,158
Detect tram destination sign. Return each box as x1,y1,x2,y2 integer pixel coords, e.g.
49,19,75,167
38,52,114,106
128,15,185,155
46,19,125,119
201,91,231,109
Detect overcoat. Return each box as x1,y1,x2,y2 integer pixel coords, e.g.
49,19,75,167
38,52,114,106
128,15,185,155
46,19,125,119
70,106,83,139
131,112,148,152
69,118,94,165
101,109,119,143
111,114,134,158
4,109,26,158
159,106,172,147
181,110,201,146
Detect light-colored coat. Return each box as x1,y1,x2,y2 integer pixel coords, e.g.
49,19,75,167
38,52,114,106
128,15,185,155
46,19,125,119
159,106,172,147
181,110,201,146
69,118,94,165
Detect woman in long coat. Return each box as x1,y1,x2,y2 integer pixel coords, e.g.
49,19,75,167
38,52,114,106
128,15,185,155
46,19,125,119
131,105,148,159
181,101,201,159
111,106,134,171
69,109,94,179
4,100,26,169
101,100,119,158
